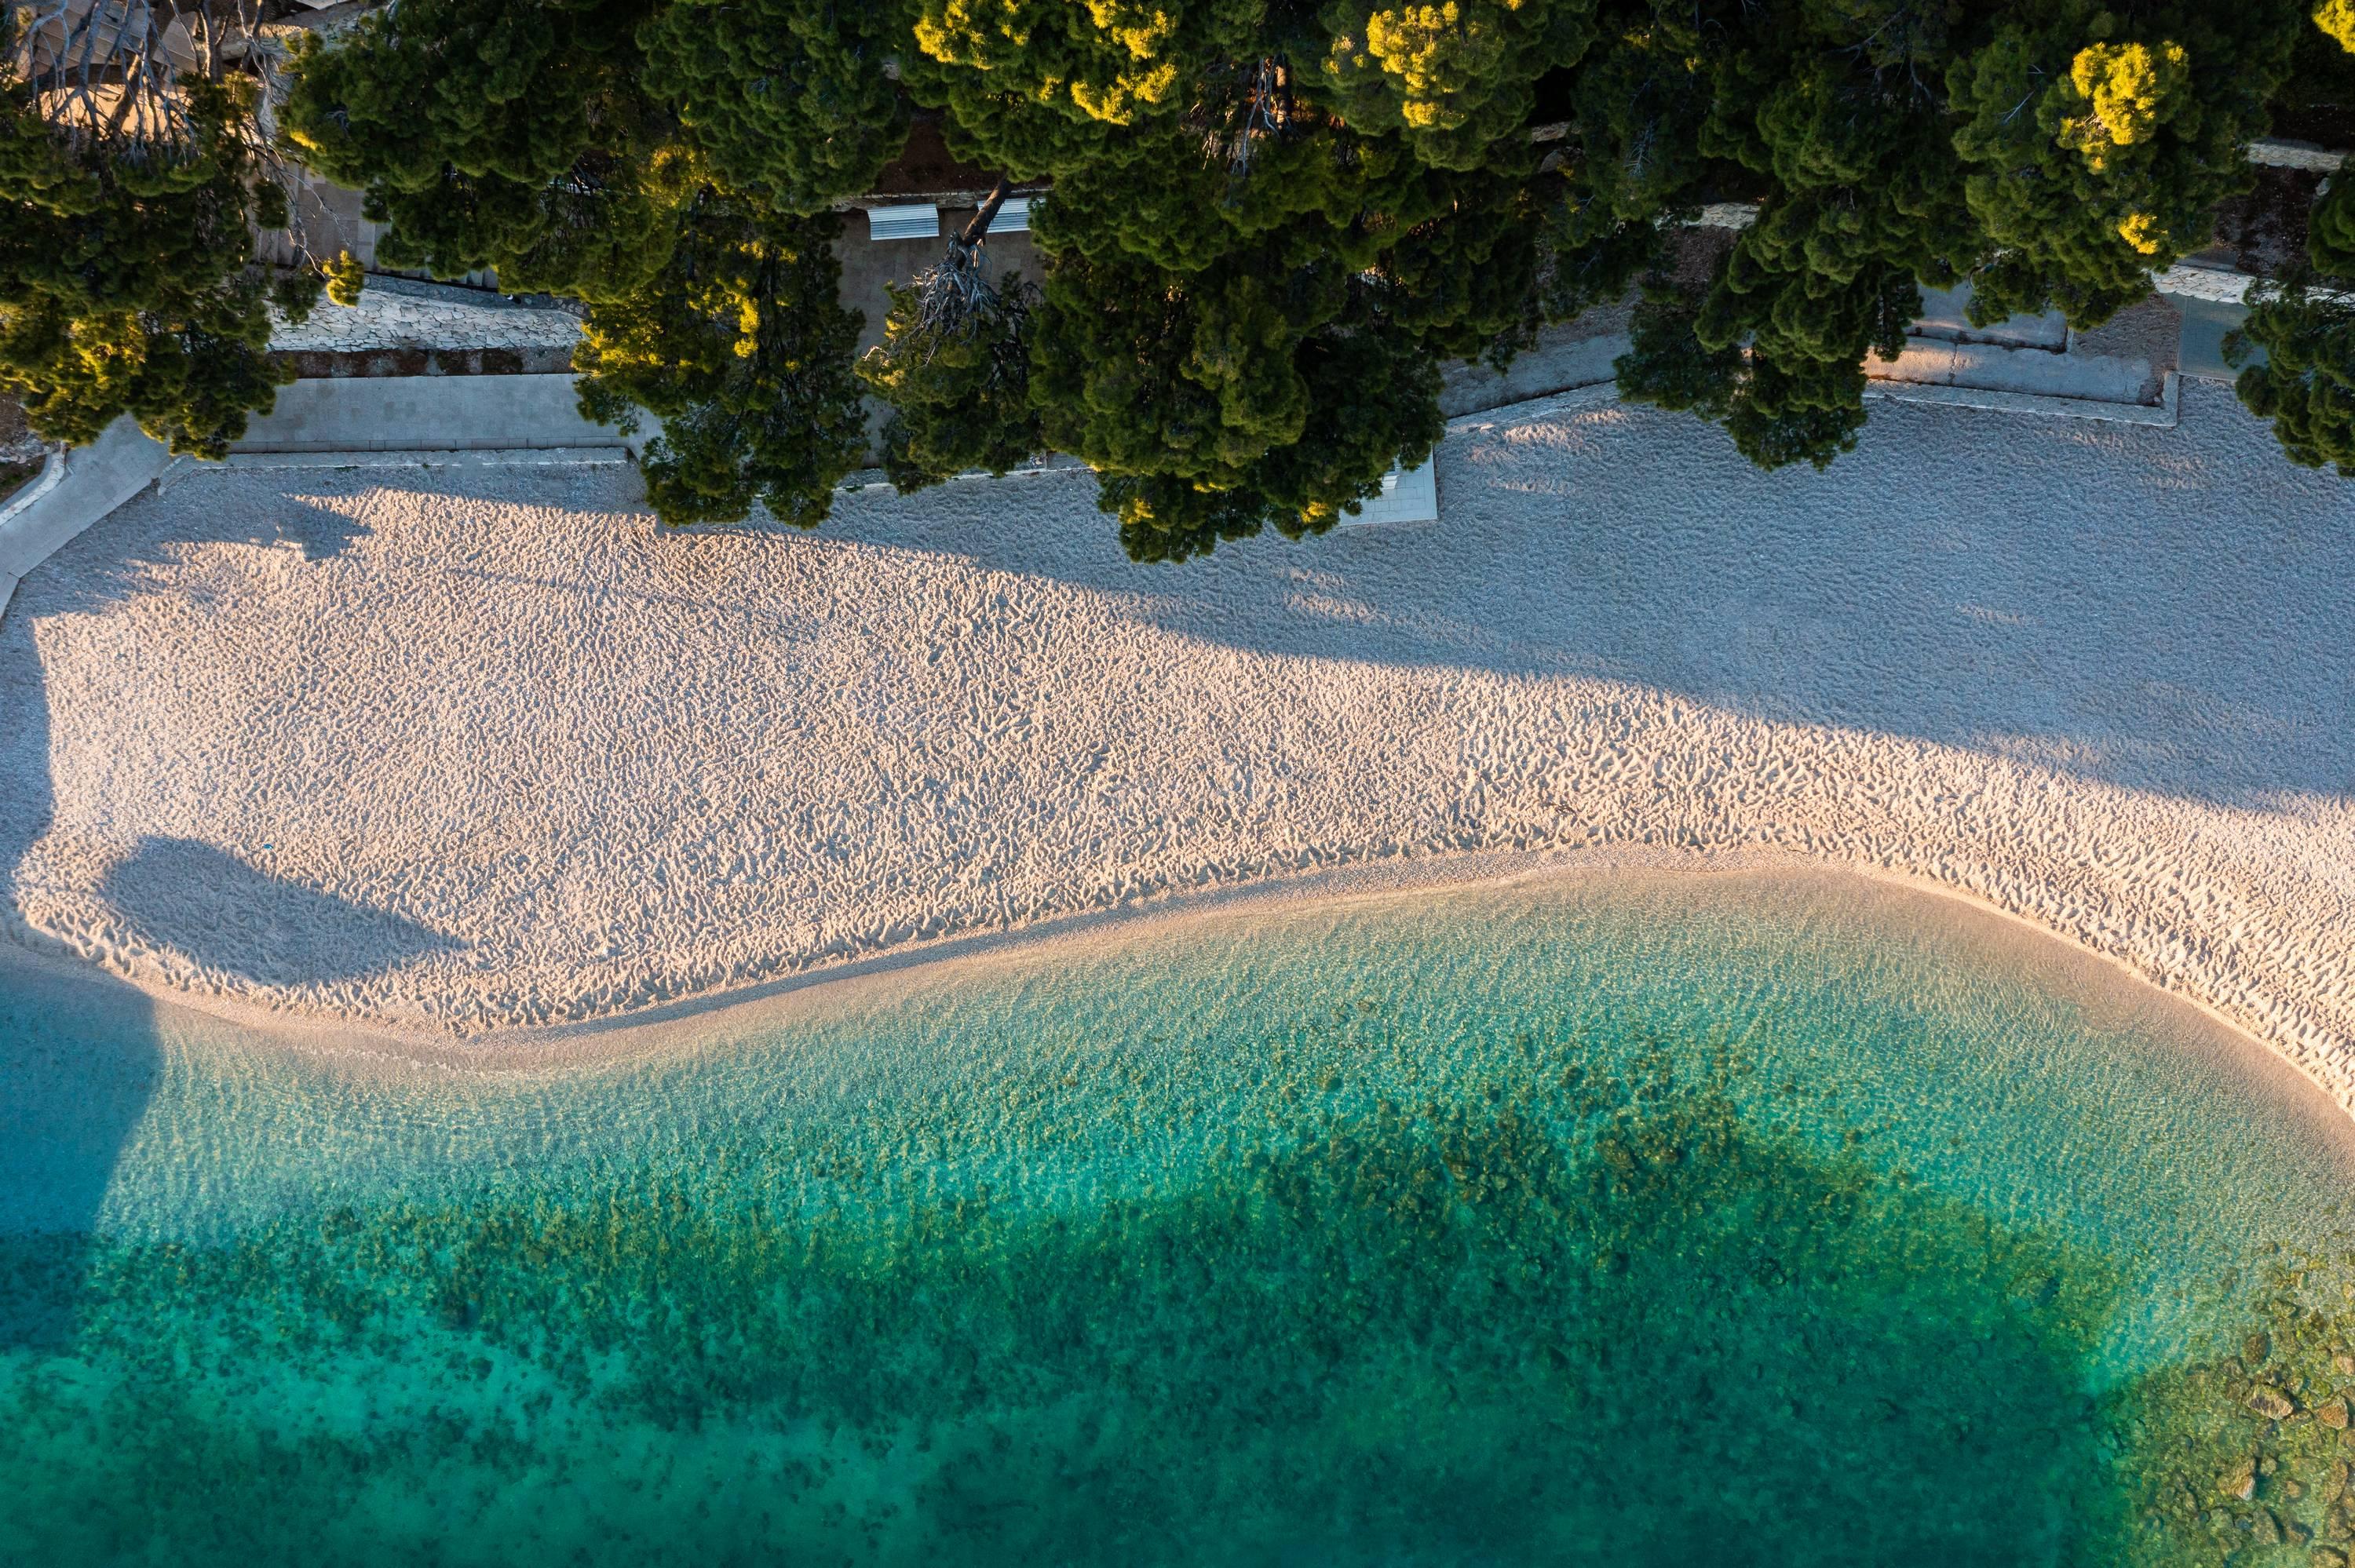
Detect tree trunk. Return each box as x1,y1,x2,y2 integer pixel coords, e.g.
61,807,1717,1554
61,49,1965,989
958,176,1014,248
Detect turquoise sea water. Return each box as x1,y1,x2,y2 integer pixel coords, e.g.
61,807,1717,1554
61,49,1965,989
4,868,2353,1566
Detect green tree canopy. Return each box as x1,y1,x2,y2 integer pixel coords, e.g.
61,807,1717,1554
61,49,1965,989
1029,238,1444,561
1313,0,1597,170
2,13,334,458
1662,2,1979,468
915,63,1547,558
1951,2,2303,328
254,0,2355,551
574,202,867,526
280,0,678,300
2229,278,2355,475
639,0,907,216
857,200,1045,494
2312,170,2355,277
1517,2,1716,324
900,0,1265,177
1615,275,1896,472
1030,112,1421,277
1540,0,1726,318
1378,163,1550,365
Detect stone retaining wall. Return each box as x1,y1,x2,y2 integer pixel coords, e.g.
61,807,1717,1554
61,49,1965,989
232,375,628,454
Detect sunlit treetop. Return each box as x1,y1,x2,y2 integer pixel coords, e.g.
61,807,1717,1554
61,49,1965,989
2057,39,2193,173
1313,0,1597,170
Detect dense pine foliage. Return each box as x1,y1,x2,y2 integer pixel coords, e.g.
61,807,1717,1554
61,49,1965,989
0,7,345,457
9,0,2355,549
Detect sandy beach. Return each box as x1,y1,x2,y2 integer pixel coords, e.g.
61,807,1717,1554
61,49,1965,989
0,381,2349,1088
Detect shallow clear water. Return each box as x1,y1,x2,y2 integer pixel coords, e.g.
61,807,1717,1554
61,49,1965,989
3,868,2353,1566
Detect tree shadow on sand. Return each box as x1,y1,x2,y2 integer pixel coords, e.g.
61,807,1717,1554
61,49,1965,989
831,386,2354,810
98,837,458,990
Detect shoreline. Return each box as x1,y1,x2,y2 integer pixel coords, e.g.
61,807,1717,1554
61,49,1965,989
2,381,2350,1096
0,846,2335,1127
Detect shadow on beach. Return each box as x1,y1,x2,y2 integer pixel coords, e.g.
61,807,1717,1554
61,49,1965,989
0,601,154,1347
0,481,386,1349
0,954,162,1349
100,837,458,990
844,385,2353,809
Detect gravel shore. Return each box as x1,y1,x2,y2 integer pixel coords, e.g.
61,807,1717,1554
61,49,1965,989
2,382,2349,1095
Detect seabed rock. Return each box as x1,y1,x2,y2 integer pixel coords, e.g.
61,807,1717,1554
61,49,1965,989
2321,1396,2350,1431
2226,1457,2260,1502
2253,1385,2301,1420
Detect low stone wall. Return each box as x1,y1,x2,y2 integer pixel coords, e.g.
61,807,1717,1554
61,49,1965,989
2249,138,2349,172
2,378,633,622
232,375,630,454
0,418,171,625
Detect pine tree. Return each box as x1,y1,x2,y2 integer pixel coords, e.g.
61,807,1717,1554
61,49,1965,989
1538,0,1729,320
2229,277,2355,474
1614,272,1889,472
280,0,677,300
933,30,1553,559
573,202,867,525
859,189,1044,491
639,0,908,217
2307,11,2355,289
1028,239,1443,562
864,271,1041,492
1667,2,1978,469
2,11,336,458
2313,173,2355,276
1371,161,1550,366
1312,0,1597,170
2320,0,2355,54
1028,111,1414,278
900,0,1265,177
1033,107,1550,365
1087,305,1445,563
1950,0,2304,329
1612,283,1742,421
